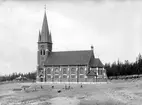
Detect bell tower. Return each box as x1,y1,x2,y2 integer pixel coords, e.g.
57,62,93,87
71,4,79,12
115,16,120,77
37,8,52,82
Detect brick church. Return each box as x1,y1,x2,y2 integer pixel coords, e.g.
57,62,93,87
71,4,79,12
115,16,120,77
36,10,107,83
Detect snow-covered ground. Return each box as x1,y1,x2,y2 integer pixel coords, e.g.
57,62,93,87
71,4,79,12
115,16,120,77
0,79,142,105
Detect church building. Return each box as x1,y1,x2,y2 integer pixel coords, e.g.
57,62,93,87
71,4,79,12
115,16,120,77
36,10,107,83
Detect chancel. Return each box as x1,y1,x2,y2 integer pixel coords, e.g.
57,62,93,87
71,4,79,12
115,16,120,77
36,9,107,83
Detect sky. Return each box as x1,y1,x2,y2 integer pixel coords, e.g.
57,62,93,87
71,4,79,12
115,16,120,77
0,0,142,75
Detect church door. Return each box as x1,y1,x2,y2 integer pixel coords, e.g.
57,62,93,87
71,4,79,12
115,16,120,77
40,78,43,82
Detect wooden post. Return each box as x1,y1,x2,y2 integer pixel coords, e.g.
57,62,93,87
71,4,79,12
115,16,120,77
44,68,46,82
52,66,54,82
60,66,62,82
77,66,79,82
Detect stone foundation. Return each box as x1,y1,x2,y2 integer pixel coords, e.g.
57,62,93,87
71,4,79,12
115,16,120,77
36,81,107,84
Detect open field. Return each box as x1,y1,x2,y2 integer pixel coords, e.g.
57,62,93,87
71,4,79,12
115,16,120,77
0,79,142,105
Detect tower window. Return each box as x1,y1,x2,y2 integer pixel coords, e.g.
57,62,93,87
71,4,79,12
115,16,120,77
40,50,46,55
40,50,42,55
43,50,45,55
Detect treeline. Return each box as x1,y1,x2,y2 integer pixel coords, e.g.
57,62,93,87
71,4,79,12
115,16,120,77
105,53,142,78
0,72,36,82
0,54,142,82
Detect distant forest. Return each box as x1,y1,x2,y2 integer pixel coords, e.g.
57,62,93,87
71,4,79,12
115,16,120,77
0,53,142,82
0,72,36,82
105,53,142,78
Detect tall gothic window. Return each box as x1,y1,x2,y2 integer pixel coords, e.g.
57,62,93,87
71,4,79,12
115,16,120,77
55,75,59,78
54,68,59,74
80,75,84,78
40,50,42,55
71,68,76,74
71,75,76,78
63,75,67,78
47,68,51,74
43,50,45,55
79,67,84,74
47,75,51,78
98,68,103,75
63,68,67,74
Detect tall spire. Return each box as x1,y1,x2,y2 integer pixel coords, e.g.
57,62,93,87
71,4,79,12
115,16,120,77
49,32,52,43
40,5,52,43
38,30,41,42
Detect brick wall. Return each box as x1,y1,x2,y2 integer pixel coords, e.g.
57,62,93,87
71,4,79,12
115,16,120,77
37,66,107,82
44,65,87,82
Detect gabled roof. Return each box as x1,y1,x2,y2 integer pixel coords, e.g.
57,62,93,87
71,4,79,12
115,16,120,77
87,70,97,76
44,50,93,66
90,58,104,67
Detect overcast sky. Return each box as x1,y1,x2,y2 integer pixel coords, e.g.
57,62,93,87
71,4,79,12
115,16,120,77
0,0,142,75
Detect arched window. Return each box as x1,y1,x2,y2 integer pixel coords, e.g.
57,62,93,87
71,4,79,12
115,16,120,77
71,75,75,78
40,50,42,55
47,68,51,74
71,68,76,74
98,68,103,75
47,75,51,78
79,67,84,74
63,75,67,78
80,75,84,78
55,75,59,78
63,68,67,74
43,50,45,55
54,68,59,74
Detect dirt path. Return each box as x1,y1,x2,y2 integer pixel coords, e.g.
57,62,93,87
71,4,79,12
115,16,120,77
103,87,142,105
1,81,142,105
50,97,80,105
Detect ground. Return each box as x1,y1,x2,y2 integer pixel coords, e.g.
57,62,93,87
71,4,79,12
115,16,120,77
0,79,142,105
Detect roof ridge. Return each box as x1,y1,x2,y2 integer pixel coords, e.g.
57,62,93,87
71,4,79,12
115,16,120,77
52,50,92,53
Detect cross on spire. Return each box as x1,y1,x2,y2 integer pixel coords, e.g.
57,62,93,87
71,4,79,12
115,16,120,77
44,4,46,11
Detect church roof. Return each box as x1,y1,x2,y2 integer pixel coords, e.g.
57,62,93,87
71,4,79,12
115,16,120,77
45,50,93,66
44,50,104,67
86,70,97,76
90,58,104,67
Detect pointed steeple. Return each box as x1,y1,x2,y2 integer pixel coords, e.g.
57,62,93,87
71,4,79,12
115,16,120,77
38,30,41,42
40,8,52,43
49,32,52,43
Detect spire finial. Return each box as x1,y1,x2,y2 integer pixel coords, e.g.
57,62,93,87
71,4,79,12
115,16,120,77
44,4,46,11
91,45,94,50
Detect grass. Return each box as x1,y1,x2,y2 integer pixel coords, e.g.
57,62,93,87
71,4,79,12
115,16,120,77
0,79,142,105
79,99,127,105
